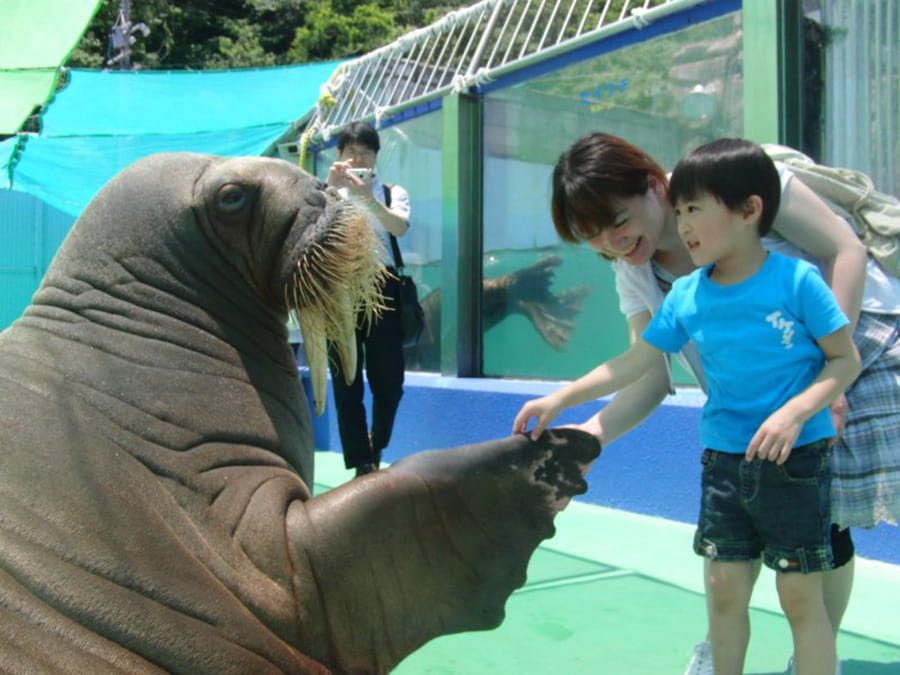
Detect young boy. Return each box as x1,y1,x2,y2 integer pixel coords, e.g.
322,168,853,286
512,139,861,675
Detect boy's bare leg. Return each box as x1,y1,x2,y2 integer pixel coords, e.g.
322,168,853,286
705,559,756,675
823,558,854,634
777,570,836,675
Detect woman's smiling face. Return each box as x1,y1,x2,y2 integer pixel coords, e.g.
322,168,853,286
584,178,670,266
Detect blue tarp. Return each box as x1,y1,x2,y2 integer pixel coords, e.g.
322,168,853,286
13,126,288,215
0,137,22,189
7,61,344,216
41,62,343,135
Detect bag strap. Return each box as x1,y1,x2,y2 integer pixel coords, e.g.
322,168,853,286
382,183,405,269
389,234,404,270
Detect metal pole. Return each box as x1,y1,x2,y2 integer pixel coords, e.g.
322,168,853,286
108,0,148,70
120,0,132,70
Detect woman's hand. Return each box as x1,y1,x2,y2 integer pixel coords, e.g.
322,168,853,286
829,393,849,438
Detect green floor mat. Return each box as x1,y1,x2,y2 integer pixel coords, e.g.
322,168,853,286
312,451,900,674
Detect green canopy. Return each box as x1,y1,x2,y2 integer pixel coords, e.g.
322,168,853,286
0,0,101,133
0,71,58,134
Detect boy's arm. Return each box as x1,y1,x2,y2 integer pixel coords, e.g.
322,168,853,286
745,325,861,464
512,338,662,440
578,311,671,446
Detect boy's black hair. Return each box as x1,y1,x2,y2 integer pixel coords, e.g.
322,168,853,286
668,138,781,236
336,121,381,154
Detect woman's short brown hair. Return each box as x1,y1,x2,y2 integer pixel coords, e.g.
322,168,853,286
550,132,668,243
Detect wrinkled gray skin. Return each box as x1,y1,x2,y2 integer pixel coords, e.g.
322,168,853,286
0,153,600,674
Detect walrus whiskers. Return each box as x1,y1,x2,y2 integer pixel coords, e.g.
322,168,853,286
286,204,388,414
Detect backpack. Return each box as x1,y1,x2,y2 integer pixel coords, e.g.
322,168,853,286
763,144,900,278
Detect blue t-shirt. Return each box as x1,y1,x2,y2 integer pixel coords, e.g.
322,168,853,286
642,252,849,453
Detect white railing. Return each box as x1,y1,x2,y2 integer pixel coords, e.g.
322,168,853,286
300,0,705,149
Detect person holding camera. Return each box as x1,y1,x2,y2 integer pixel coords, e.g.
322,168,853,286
326,122,411,477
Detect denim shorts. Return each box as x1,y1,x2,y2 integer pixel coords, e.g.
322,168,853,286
693,439,834,573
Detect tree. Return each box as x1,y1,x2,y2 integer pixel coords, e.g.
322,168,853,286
68,0,473,70
286,2,396,62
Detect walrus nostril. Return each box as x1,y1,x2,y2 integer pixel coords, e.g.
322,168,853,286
305,191,326,208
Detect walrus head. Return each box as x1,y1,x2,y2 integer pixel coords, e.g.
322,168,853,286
179,154,387,415
21,153,388,483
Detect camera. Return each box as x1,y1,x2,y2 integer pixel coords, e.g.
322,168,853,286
347,167,372,180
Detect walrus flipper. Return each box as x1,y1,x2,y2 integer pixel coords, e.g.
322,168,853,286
287,428,600,674
489,255,591,350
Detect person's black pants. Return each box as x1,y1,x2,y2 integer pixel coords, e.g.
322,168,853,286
329,274,405,469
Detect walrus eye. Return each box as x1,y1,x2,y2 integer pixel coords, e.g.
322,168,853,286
216,184,247,214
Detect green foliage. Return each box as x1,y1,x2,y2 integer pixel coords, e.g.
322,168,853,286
67,0,473,70
287,2,397,62
207,19,277,69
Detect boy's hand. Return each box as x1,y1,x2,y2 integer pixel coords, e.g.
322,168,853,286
512,396,562,441
745,409,803,465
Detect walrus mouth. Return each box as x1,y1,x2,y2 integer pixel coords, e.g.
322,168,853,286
285,201,388,415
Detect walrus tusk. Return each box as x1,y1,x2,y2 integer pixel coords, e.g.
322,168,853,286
333,288,357,386
293,283,359,416
296,307,330,416
288,201,388,416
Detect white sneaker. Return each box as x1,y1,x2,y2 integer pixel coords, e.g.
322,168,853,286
684,641,713,675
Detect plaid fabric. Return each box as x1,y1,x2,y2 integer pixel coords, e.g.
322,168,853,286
831,311,900,529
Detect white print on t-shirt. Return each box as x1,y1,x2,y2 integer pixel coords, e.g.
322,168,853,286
765,310,795,349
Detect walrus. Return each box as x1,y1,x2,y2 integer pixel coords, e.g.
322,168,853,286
0,153,600,674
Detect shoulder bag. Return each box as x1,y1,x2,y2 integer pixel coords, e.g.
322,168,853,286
383,185,425,347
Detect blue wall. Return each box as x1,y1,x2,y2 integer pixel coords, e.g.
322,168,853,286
317,372,898,566
0,190,75,329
